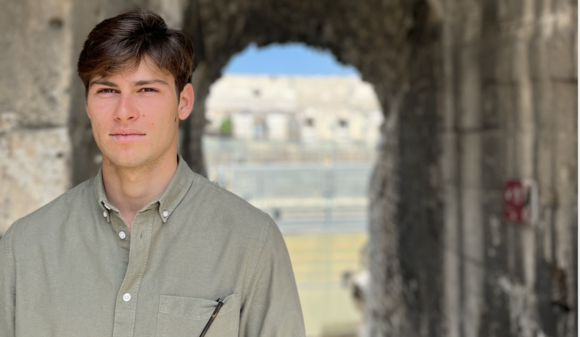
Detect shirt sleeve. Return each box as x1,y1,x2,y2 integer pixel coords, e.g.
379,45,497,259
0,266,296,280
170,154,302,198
239,217,306,337
0,225,16,337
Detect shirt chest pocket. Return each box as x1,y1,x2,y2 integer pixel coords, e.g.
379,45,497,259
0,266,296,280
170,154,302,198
155,294,239,337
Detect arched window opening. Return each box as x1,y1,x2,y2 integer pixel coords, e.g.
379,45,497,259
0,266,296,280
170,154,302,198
204,42,383,336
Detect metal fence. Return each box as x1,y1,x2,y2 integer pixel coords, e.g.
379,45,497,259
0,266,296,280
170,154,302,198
203,137,379,164
208,162,374,234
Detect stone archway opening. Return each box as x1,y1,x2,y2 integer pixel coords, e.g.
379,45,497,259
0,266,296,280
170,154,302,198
202,41,383,336
173,2,441,334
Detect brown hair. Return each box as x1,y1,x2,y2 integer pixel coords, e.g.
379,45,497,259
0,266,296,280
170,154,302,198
77,9,194,95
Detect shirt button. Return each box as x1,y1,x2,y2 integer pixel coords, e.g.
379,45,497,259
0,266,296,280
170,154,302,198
118,231,126,240
123,293,131,302
162,211,169,218
103,211,108,218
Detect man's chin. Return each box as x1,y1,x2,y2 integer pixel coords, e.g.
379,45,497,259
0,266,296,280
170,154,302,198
103,153,151,169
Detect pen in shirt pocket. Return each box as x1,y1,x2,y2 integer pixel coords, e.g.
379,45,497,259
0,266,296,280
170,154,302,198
199,298,224,337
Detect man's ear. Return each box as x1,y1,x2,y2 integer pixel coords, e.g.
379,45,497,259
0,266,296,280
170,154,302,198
85,104,91,120
177,83,194,120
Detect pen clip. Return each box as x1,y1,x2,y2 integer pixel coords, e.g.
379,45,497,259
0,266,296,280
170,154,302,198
199,298,225,337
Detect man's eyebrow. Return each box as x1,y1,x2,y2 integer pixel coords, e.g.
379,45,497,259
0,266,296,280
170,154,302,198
89,80,118,88
133,79,170,87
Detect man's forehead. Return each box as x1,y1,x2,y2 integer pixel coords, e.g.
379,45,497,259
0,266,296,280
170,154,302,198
90,59,173,85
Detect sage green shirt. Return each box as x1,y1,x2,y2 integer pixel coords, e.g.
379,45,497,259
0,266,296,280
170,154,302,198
0,156,305,336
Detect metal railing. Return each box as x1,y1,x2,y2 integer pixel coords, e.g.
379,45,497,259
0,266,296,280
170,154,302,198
207,162,374,234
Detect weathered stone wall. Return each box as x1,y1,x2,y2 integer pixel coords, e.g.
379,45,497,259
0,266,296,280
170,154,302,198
0,0,74,234
0,0,576,336
440,0,577,336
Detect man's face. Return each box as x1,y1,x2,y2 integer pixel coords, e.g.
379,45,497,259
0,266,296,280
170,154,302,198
86,59,193,169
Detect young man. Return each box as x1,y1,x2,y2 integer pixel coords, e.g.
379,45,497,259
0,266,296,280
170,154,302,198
0,10,305,337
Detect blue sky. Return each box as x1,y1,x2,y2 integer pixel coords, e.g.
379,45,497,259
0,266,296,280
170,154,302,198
222,42,359,76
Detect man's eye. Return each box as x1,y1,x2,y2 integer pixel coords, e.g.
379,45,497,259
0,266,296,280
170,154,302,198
139,88,157,93
97,88,116,94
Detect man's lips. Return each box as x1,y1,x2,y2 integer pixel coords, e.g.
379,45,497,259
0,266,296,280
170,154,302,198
110,129,145,143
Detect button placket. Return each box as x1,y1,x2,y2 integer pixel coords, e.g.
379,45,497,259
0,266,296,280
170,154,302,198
112,210,155,337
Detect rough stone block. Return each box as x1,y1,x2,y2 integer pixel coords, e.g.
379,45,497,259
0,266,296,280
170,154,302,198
481,131,505,191
460,187,484,337
536,133,554,201
457,44,481,129
547,31,577,80
493,39,533,84
529,37,550,80
552,81,578,137
495,83,517,128
0,127,71,235
447,0,482,46
440,132,458,184
459,132,482,188
491,40,515,83
533,80,555,131
480,83,501,129
0,0,73,127
495,0,524,24
481,191,507,262
479,38,497,83
553,132,577,210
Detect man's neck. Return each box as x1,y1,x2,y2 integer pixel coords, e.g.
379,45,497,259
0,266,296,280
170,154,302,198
101,153,178,231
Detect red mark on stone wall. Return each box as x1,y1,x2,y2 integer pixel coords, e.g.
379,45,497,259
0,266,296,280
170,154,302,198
503,179,537,225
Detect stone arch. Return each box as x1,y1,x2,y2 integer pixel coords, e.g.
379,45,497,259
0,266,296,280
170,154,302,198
178,0,426,176
175,1,443,335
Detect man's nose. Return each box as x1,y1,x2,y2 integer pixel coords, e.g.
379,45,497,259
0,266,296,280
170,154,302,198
113,93,139,122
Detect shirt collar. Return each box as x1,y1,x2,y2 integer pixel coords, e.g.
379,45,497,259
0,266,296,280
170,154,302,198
94,154,195,224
